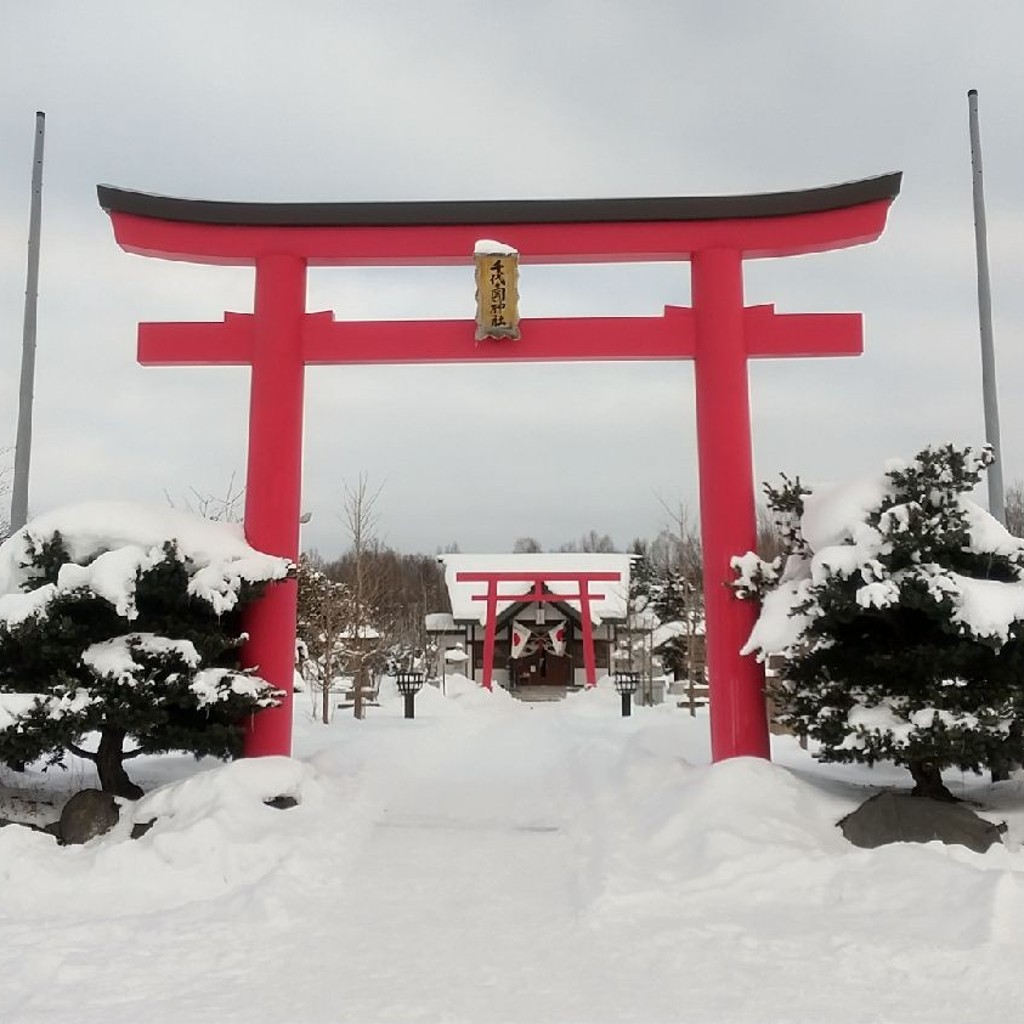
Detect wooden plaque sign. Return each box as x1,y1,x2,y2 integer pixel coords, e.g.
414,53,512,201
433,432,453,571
474,241,520,340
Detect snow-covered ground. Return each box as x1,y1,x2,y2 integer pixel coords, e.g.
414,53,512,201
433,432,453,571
3,675,1024,1023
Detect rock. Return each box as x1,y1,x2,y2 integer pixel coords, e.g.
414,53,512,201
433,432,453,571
839,791,1004,854
264,795,299,810
59,789,120,845
130,820,155,840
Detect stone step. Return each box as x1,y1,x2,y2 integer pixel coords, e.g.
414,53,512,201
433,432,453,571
512,685,567,703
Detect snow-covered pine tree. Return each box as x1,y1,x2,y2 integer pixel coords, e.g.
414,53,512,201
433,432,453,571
615,538,655,675
627,538,656,616
734,444,1024,800
650,567,691,679
0,503,290,798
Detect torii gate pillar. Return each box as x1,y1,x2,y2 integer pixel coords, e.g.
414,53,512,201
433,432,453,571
99,172,900,763
240,254,306,755
692,247,763,757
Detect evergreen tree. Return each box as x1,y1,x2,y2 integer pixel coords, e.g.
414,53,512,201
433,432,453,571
650,568,691,678
627,538,656,615
0,508,288,798
735,444,1024,800
617,539,656,674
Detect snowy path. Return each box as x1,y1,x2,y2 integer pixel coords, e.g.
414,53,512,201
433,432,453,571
283,702,675,1022
311,711,600,1019
5,688,1024,1022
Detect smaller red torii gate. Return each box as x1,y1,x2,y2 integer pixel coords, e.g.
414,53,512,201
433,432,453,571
457,570,623,688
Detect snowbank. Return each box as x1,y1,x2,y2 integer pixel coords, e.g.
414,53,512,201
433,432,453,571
5,695,1024,1022
3,692,1024,1021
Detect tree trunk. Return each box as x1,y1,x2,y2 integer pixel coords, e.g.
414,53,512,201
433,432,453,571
989,727,1020,782
96,727,143,800
321,658,331,726
354,664,366,721
908,760,956,802
321,639,334,726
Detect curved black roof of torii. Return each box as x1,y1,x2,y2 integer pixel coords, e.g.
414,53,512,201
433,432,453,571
97,173,902,228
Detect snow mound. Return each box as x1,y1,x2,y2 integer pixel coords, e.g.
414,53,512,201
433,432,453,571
0,756,317,917
5,697,1024,1021
411,672,520,714
652,757,850,867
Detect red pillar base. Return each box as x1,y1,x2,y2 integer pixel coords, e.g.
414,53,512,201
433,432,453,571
242,578,298,757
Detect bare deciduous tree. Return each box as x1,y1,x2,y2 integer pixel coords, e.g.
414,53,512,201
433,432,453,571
0,449,11,541
338,475,391,720
165,473,245,523
557,529,616,553
512,536,542,554
1005,481,1024,538
296,555,348,724
756,503,786,563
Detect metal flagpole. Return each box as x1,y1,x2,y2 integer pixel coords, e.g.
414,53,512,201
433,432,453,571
11,111,46,534
968,89,1005,523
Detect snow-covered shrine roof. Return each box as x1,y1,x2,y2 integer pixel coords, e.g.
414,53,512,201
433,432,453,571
440,553,632,626
424,612,459,633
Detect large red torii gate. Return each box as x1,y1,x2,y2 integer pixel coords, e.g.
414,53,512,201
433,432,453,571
98,173,900,762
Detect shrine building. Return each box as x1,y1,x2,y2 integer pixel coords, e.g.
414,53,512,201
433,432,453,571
427,553,632,690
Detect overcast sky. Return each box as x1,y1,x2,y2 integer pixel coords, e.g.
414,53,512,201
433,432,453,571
2,2,1024,558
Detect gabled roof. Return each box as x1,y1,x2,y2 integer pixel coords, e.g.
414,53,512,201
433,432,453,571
439,553,631,625
494,593,579,630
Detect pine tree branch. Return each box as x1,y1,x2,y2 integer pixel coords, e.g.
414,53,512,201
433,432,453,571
121,747,145,760
67,742,97,763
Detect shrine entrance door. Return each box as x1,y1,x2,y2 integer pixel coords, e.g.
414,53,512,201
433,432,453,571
513,645,572,687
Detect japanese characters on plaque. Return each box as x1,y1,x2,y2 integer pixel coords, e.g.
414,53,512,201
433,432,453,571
474,240,520,341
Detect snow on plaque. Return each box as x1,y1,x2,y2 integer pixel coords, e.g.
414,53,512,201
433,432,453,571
474,239,520,341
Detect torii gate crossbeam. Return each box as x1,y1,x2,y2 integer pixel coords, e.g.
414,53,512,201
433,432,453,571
99,172,901,762
457,570,622,689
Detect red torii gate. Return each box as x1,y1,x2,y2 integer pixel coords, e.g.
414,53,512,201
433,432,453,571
98,173,900,763
457,570,623,689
